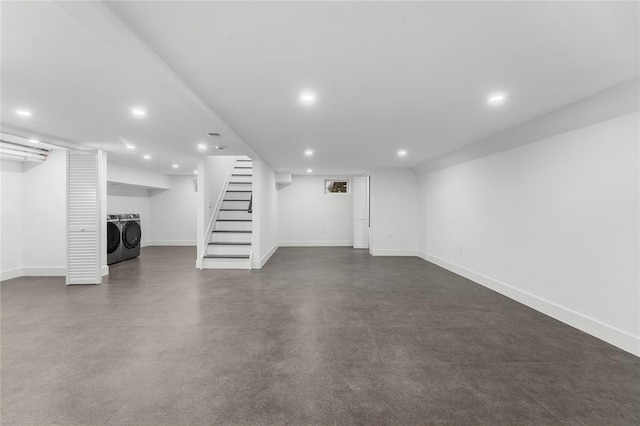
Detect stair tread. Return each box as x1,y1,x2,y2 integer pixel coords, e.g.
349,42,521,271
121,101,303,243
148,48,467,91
216,219,252,222
227,182,252,184
204,255,250,259
220,209,252,211
236,159,252,162
234,167,253,169
212,230,252,233
226,190,252,192
209,242,251,246
223,199,250,201
232,174,253,176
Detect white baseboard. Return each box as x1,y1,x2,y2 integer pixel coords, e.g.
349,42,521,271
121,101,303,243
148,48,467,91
252,242,279,269
417,250,640,357
370,248,418,256
279,241,353,247
3,265,110,280
21,267,66,277
144,240,196,246
1,268,23,281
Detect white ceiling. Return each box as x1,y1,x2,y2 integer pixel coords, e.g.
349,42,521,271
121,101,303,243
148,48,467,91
0,1,256,175
2,1,638,176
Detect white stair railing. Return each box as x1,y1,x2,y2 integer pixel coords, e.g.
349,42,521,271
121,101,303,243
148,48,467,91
198,159,237,269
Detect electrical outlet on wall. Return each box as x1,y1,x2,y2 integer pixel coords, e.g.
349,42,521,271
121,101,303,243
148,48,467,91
322,228,327,234
388,233,393,239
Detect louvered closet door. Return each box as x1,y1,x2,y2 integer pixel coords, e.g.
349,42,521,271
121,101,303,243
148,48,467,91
66,150,101,285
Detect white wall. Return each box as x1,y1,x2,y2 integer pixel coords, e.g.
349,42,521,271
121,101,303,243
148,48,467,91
22,150,67,275
252,159,279,268
107,184,152,247
278,175,354,246
149,176,197,245
107,176,198,247
107,160,200,248
0,161,24,280
369,168,419,256
204,156,235,227
418,112,639,355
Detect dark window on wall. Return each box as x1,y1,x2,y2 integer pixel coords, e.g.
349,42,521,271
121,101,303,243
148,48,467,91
325,180,349,193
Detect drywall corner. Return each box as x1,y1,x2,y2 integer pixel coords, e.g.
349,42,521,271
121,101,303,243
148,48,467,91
251,242,279,269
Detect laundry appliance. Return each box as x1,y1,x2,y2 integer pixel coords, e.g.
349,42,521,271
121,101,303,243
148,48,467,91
119,213,141,261
106,214,121,265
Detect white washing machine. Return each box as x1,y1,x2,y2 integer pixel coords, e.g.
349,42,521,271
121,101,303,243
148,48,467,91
119,213,141,261
106,214,121,265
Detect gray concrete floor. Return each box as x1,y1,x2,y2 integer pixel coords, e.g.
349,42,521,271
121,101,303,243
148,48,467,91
2,246,639,425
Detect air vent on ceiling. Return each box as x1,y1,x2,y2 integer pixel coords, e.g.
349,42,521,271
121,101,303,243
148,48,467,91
207,132,222,138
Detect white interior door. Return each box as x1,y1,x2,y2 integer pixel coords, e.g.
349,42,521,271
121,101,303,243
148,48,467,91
66,150,101,285
353,176,370,249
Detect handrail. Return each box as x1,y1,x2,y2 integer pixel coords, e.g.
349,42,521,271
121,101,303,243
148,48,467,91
198,158,236,268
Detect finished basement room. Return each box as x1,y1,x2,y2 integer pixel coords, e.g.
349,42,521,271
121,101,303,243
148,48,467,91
1,1,638,425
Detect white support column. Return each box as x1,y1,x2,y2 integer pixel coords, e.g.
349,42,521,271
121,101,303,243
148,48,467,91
353,176,370,249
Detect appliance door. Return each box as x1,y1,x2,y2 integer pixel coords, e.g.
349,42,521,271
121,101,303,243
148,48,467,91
122,221,141,249
107,222,120,254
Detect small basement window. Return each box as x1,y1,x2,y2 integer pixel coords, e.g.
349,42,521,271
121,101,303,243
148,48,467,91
325,179,349,194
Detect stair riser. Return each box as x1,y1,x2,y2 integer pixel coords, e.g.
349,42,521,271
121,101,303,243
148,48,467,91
211,233,252,244
215,221,252,231
230,176,252,183
207,245,252,256
202,258,251,269
233,168,252,176
222,200,251,210
224,192,252,201
228,183,252,191
218,210,252,220
236,161,253,168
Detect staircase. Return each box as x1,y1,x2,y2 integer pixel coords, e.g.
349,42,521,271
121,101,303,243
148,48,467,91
202,157,253,269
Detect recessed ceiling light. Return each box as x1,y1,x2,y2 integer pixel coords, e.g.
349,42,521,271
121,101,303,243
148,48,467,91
193,170,198,175
16,109,32,117
172,164,179,168
126,144,135,150
398,149,407,157
307,168,313,173
143,154,151,160
131,107,146,117
299,90,317,106
29,139,40,144
487,93,507,105
197,143,207,151
304,149,314,156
